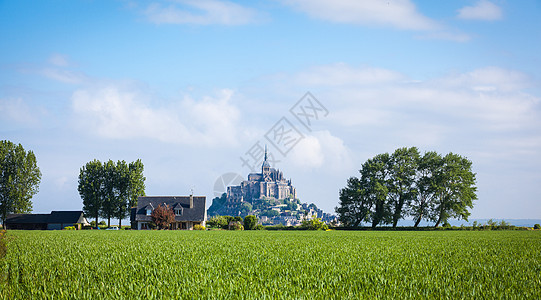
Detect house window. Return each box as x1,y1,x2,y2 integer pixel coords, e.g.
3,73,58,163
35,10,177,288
175,209,182,216
146,209,152,216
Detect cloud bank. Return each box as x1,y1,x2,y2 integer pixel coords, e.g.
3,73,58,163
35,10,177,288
72,84,241,146
145,0,259,25
458,0,503,21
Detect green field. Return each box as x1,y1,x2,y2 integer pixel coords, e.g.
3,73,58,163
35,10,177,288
1,230,540,299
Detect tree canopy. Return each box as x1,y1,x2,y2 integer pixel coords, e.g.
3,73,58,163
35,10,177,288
0,140,41,225
336,147,477,228
78,159,145,227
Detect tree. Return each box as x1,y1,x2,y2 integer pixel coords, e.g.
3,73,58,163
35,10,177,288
387,147,419,228
100,160,117,227
411,151,442,227
78,160,104,226
336,148,477,228
362,153,392,228
151,204,175,229
243,215,258,230
78,159,145,228
127,159,146,208
114,160,130,228
336,177,370,227
432,153,477,227
0,140,41,226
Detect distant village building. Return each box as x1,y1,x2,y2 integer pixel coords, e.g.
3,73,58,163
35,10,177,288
5,211,89,230
227,148,296,205
131,195,206,230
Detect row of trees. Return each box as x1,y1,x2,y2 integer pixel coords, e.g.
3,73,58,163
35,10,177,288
0,140,41,225
336,147,477,228
78,159,146,227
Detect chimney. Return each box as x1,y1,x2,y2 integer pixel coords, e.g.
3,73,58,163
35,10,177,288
189,194,193,209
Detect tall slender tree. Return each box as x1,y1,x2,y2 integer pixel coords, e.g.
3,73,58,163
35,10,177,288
128,159,146,208
78,159,145,227
0,140,41,226
100,160,120,227
115,160,130,228
78,160,103,226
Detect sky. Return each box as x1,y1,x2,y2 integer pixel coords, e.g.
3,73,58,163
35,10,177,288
1,0,540,220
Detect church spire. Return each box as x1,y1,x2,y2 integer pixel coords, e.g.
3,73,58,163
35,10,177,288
262,145,271,171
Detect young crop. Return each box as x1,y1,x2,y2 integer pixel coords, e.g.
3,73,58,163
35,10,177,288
0,230,539,299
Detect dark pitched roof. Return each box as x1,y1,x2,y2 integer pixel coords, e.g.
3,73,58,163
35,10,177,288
6,211,86,224
133,196,206,222
6,213,50,224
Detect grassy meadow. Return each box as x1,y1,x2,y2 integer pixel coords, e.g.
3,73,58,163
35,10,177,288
1,230,540,299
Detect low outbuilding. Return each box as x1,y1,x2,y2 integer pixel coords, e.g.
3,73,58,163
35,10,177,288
5,211,89,230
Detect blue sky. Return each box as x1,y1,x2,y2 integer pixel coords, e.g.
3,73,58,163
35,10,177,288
1,0,540,220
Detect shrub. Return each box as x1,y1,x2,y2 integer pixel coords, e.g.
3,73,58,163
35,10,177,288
534,224,541,230
243,215,258,230
99,221,106,226
193,224,206,230
255,224,265,230
207,216,229,229
228,221,244,230
301,218,328,231
63,226,76,230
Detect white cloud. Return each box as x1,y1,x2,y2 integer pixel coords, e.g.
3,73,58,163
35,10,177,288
145,0,258,25
71,84,241,146
48,54,70,67
285,63,540,137
288,131,353,172
457,0,502,21
41,68,87,84
283,0,438,30
295,63,404,86
0,98,39,125
416,30,471,42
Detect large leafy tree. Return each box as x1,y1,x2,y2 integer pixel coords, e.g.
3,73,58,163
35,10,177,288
336,149,477,228
0,140,41,226
387,147,419,228
432,153,477,227
411,151,442,227
362,153,392,228
336,177,370,226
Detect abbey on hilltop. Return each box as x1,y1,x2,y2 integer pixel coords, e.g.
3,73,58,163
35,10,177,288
226,148,296,205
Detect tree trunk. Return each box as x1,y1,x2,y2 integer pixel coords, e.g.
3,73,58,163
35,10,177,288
95,216,98,228
371,218,378,229
108,217,110,228
414,214,422,227
434,215,442,228
119,218,122,228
